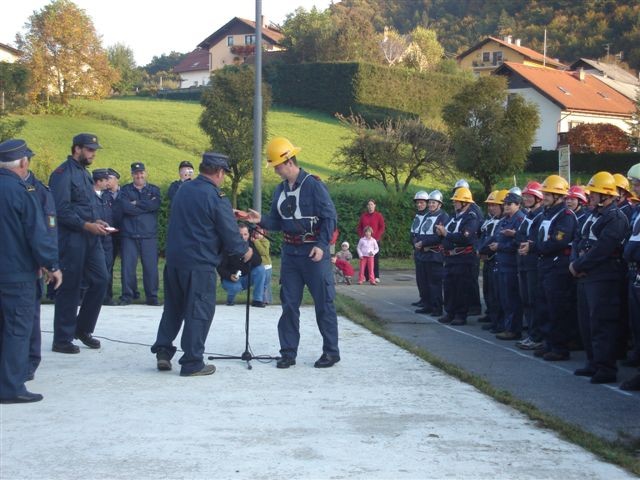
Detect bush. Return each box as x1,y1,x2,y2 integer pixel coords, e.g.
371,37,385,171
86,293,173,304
527,150,640,175
266,62,471,122
156,88,205,101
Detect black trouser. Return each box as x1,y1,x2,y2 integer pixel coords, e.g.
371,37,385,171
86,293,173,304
444,259,474,319
470,255,481,311
539,263,573,355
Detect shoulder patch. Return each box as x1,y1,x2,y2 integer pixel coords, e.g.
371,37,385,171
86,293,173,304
218,190,226,198
26,184,36,192
47,215,57,228
555,231,565,241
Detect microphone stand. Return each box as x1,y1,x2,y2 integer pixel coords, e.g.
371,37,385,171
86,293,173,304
208,224,279,369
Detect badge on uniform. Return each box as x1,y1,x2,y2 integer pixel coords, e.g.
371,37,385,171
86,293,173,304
463,230,470,237
48,215,56,228
26,185,36,192
555,231,565,241
218,191,226,198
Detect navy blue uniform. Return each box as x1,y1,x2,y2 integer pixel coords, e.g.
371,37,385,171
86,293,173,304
441,207,479,321
259,168,339,360
151,175,247,374
24,171,58,377
515,206,543,339
103,189,122,301
623,206,640,364
117,182,161,303
495,210,525,335
410,209,428,305
469,202,484,313
95,189,114,303
532,203,577,355
572,204,629,377
0,169,58,400
478,214,502,330
167,179,190,203
414,208,449,314
49,157,108,345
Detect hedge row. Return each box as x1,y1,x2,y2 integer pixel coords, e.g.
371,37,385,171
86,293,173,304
265,62,471,122
154,87,206,101
526,150,640,174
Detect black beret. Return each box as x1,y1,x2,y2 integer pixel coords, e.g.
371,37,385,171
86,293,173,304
201,152,230,172
0,139,35,162
179,160,194,170
131,162,145,172
73,133,102,149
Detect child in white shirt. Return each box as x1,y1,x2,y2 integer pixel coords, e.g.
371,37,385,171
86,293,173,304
357,226,379,285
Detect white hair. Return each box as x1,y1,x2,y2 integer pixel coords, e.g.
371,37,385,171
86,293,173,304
0,158,23,169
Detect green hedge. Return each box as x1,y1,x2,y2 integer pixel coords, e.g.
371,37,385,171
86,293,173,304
527,150,640,174
155,87,206,101
266,62,471,122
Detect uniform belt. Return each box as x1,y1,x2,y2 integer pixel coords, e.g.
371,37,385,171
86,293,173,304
283,232,318,245
444,246,473,256
541,248,571,258
423,246,443,253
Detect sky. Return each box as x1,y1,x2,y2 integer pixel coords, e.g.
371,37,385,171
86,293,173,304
1,0,334,65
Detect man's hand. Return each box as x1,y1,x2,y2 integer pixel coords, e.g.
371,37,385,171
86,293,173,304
230,274,240,282
569,262,586,278
502,228,516,237
309,246,324,262
84,222,109,236
518,242,530,255
435,224,447,237
242,248,254,263
44,269,63,289
414,241,423,250
245,209,262,224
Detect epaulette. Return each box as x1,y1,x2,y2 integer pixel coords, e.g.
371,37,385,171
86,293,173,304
311,174,322,182
53,166,65,174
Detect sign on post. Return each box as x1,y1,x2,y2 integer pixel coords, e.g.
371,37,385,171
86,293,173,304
558,145,570,183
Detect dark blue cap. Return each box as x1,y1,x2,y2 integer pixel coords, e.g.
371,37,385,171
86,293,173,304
107,168,120,179
0,139,35,162
179,160,194,170
202,152,230,172
131,162,145,172
73,133,102,149
504,193,522,205
92,168,110,181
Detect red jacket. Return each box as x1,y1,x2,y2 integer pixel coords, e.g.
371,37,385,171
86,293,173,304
357,211,386,242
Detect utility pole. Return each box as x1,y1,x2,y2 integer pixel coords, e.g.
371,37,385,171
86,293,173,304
252,0,263,212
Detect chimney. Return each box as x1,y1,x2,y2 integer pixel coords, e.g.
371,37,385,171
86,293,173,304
579,67,585,81
503,35,510,43
515,38,521,46
507,35,513,44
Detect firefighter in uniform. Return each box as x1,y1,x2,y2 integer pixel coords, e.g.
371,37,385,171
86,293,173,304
410,191,430,310
49,133,109,354
621,163,640,390
435,187,479,325
528,175,577,361
151,153,251,376
0,139,61,403
479,190,507,333
167,160,194,204
92,169,115,305
570,171,629,384
414,190,449,316
245,137,339,369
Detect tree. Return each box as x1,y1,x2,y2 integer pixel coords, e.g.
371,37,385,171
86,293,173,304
566,123,630,153
330,0,382,63
17,0,118,105
108,43,142,94
281,7,335,63
380,27,407,66
143,51,186,75
443,76,540,195
0,62,29,112
406,27,444,71
332,114,454,192
199,66,271,207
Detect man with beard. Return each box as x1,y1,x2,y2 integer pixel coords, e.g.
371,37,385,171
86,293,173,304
49,134,110,354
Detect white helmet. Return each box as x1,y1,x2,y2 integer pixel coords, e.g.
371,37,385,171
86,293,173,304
428,190,443,203
508,186,522,197
413,190,429,202
454,179,469,190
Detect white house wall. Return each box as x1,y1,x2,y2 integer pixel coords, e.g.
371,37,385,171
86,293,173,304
0,49,19,63
179,70,210,89
509,87,562,150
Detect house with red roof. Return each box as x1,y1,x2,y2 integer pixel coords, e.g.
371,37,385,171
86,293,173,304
174,17,284,89
495,62,636,150
457,36,565,77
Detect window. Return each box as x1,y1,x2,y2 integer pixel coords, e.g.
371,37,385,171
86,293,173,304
482,52,490,63
227,36,234,46
492,51,503,65
245,34,256,45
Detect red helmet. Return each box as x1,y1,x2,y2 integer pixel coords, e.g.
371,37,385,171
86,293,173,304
522,181,543,200
566,185,587,204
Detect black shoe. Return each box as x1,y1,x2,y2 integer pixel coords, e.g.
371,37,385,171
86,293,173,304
437,315,453,324
226,300,235,306
430,310,443,317
411,301,424,307
621,358,640,368
590,370,617,384
543,351,570,361
450,317,467,326
414,307,432,314
533,349,549,358
75,332,101,349
118,299,131,306
146,299,162,306
133,292,141,300
52,342,80,354
180,364,216,377
574,367,596,377
478,315,491,323
0,391,43,404
314,353,340,368
251,300,266,308
157,353,172,371
276,357,296,369
102,298,116,306
620,374,640,391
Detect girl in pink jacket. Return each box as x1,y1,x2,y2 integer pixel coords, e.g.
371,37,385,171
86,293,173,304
357,226,379,285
